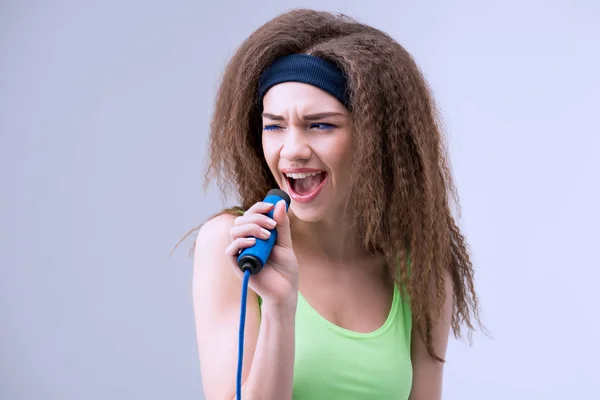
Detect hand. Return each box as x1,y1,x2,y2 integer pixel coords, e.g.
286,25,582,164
225,200,298,305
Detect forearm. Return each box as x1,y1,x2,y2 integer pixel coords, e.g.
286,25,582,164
237,296,297,400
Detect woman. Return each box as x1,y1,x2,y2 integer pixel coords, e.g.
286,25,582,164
191,8,481,400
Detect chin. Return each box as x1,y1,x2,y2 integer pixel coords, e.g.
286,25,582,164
289,203,329,223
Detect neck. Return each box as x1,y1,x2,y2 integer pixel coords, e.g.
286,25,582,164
289,212,372,264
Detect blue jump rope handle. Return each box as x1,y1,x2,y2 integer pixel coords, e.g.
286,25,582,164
237,189,290,275
235,189,290,400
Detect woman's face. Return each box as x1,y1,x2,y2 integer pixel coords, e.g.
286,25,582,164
261,82,352,222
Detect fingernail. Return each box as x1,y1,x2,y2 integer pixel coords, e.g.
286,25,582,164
261,228,271,237
266,218,277,227
246,237,256,242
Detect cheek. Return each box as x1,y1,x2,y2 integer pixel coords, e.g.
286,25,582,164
334,139,354,193
313,133,352,187
331,133,353,175
262,137,280,172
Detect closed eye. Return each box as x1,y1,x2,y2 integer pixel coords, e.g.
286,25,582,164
310,123,336,130
264,123,336,131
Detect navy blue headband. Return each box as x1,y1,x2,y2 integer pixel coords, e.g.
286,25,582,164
258,54,349,108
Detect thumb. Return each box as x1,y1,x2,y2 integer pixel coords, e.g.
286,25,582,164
273,200,292,248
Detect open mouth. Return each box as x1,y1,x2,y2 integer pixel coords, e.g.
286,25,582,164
285,171,327,203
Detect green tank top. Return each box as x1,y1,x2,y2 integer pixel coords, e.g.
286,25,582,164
258,285,413,399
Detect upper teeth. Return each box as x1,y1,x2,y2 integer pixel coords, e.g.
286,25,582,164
285,172,321,179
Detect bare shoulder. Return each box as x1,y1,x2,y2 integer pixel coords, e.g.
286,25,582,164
195,212,237,248
193,212,240,299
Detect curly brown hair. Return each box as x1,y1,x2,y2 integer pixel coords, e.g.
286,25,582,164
181,8,482,362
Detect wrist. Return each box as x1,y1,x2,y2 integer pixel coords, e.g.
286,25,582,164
262,292,298,315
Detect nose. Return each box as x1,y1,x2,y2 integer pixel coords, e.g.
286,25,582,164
279,127,311,162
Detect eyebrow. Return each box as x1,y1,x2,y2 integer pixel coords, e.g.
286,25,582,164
262,112,345,121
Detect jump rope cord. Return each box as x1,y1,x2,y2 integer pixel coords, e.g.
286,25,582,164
237,269,252,400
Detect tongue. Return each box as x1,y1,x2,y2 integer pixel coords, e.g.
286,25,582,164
293,174,324,195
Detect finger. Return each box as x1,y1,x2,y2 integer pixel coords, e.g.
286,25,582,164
273,200,293,248
234,213,277,229
230,223,272,241
225,237,256,257
244,201,275,215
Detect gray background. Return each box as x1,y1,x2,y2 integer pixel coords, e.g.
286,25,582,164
1,0,599,399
